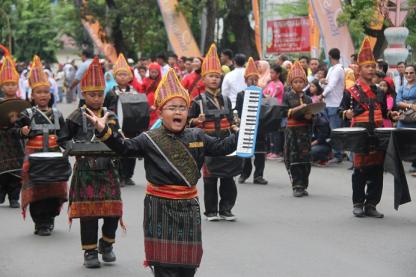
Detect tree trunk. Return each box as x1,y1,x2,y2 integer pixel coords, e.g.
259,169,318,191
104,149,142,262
221,0,258,58
203,0,217,53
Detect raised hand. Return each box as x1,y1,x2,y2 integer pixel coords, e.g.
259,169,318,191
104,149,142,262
83,107,110,133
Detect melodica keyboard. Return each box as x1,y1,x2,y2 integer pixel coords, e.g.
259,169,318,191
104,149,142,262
236,86,263,158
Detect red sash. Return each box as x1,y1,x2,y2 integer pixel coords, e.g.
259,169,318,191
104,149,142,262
347,79,380,111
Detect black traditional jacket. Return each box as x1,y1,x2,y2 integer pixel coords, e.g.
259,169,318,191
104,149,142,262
97,125,237,186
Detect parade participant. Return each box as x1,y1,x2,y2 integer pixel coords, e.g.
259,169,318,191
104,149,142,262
104,53,149,187
339,38,398,218
188,44,240,221
0,53,24,208
282,61,313,197
141,62,162,127
181,57,205,100
14,55,68,235
84,68,237,277
65,57,122,268
235,57,267,185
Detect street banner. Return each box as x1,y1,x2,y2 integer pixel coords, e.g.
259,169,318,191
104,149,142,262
309,0,354,66
266,17,310,54
157,0,201,57
308,0,321,58
252,0,263,58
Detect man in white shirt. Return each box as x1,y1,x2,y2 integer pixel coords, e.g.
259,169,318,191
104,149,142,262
321,48,345,163
221,53,247,108
156,53,170,77
70,49,94,106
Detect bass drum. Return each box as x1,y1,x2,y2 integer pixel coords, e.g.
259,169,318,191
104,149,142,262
258,97,285,134
28,152,72,183
374,127,395,151
330,127,368,153
119,93,150,137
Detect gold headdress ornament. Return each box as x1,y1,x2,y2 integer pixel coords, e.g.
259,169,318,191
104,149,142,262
357,37,376,66
154,68,190,108
80,56,105,92
287,61,307,84
28,55,50,90
0,55,19,85
201,43,222,77
244,57,260,79
113,53,132,78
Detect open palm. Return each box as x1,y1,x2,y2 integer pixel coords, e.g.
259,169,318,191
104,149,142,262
83,107,109,133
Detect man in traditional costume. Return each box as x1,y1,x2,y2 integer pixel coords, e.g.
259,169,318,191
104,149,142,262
14,55,68,236
84,68,237,276
66,57,122,268
188,44,241,221
282,62,313,197
235,57,268,185
339,38,398,218
104,53,149,186
0,53,25,208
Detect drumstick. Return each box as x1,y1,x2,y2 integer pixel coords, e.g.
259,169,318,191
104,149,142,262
118,129,127,139
199,100,204,115
90,134,96,142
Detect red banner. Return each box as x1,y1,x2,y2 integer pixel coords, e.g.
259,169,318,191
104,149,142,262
266,17,310,54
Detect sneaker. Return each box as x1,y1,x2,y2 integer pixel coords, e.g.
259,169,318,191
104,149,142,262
37,226,52,236
124,178,136,186
364,205,384,218
219,211,236,221
84,250,101,268
253,176,268,185
352,204,365,217
293,188,306,197
268,153,279,160
205,213,220,221
98,239,116,263
238,175,247,184
328,157,343,164
0,193,5,204
9,200,20,209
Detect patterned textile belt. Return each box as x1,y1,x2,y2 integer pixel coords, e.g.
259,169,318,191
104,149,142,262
352,110,383,125
203,118,230,132
27,135,58,149
287,119,307,127
146,183,198,200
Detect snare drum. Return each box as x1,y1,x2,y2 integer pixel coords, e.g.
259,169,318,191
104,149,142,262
330,127,368,153
29,152,72,183
374,127,395,151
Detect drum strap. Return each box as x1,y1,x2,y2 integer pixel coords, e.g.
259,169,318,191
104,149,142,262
27,107,60,151
201,93,230,136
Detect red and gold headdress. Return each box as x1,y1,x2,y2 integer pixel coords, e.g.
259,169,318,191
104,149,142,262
113,53,132,78
28,55,50,90
357,38,376,66
154,68,190,108
80,56,105,92
244,57,260,79
287,61,307,84
201,43,221,77
0,55,19,85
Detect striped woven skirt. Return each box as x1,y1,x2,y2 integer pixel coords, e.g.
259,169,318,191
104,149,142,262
143,195,203,268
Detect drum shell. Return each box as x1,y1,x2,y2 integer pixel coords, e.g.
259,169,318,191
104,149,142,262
120,94,149,137
205,156,242,178
330,129,368,153
374,128,394,151
259,97,284,134
29,154,72,183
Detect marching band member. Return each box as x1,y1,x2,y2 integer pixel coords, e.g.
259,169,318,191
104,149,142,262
84,68,237,277
282,61,313,197
235,57,268,185
339,38,398,218
188,44,240,221
66,57,122,268
104,53,149,187
14,56,68,236
0,53,24,208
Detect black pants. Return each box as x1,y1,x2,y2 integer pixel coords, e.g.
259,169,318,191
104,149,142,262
30,198,61,225
80,217,119,250
153,266,196,277
352,165,383,206
287,164,311,190
203,177,237,214
241,153,265,179
120,158,136,179
0,173,21,201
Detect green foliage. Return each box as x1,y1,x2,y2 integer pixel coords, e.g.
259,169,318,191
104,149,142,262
270,0,308,18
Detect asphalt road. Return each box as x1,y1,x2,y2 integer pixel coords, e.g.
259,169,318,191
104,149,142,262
1,102,416,277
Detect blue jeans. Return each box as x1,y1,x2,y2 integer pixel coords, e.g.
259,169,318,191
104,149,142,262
324,107,342,160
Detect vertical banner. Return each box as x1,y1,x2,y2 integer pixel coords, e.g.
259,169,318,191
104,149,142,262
310,0,355,66
81,18,118,63
308,0,320,58
252,0,263,58
157,0,201,58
